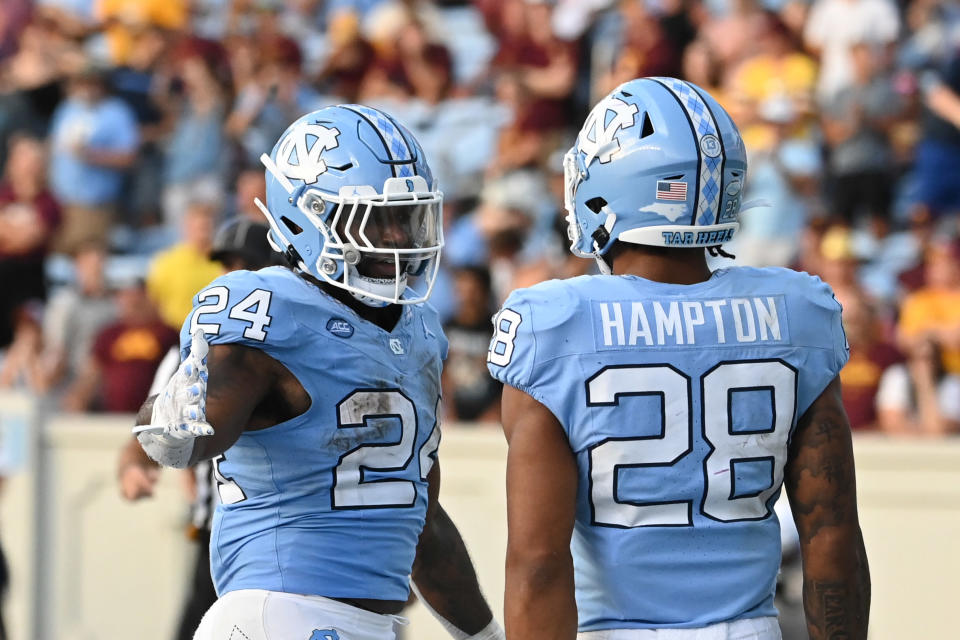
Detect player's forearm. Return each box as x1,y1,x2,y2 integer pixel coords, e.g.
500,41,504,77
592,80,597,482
801,528,871,640
787,377,870,639
411,504,493,635
504,549,577,640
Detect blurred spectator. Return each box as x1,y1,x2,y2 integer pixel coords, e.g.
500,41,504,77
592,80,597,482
595,1,679,96
61,279,178,412
486,72,549,176
47,65,139,253
95,0,187,66
488,0,577,139
698,0,760,70
735,139,824,267
803,0,900,103
360,9,453,104
442,266,501,423
0,135,61,387
225,34,318,167
897,238,960,376
792,215,832,277
815,225,866,307
876,338,960,436
895,209,939,293
0,0,31,59
681,40,727,109
109,24,170,229
160,40,231,231
839,294,901,431
314,11,375,103
728,12,816,154
209,218,279,273
146,201,223,331
449,170,561,302
37,242,117,395
0,12,85,169
821,41,903,232
228,166,268,223
911,49,960,218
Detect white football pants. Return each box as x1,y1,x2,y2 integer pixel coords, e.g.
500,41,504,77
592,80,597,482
193,589,401,640
578,616,781,640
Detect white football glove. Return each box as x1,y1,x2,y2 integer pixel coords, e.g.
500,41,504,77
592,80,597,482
134,329,214,468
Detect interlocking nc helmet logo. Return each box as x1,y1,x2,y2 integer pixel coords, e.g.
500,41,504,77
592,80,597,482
276,124,341,184
577,96,639,165
389,338,404,355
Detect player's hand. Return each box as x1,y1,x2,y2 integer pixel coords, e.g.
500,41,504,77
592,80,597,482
119,464,159,501
134,330,214,468
135,329,214,440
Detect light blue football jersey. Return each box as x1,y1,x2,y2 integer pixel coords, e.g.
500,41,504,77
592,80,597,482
179,266,447,601
487,267,848,631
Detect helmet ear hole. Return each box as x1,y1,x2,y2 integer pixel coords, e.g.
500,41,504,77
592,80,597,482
281,216,304,235
585,197,607,214
640,113,655,139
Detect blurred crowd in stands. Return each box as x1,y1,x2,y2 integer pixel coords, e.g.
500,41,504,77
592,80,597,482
0,0,959,436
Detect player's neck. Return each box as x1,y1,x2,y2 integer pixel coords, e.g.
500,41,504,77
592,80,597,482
300,272,402,332
610,244,713,285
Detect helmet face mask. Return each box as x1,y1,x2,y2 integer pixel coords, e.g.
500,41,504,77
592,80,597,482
257,105,443,306
563,77,747,260
309,181,444,304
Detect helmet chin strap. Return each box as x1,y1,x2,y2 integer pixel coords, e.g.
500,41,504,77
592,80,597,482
591,207,617,275
594,254,613,275
345,263,407,307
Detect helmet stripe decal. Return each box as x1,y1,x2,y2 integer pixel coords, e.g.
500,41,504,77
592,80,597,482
342,105,416,177
690,84,728,227
648,78,702,226
651,78,724,227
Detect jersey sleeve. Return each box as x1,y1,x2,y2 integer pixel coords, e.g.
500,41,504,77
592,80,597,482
486,281,581,416
807,274,849,375
788,272,850,415
179,270,297,361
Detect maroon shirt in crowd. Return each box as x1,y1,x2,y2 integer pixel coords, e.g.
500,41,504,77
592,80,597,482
0,182,61,261
92,321,178,413
841,342,903,430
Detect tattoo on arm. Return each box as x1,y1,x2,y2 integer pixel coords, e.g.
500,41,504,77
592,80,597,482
811,582,854,640
787,377,870,640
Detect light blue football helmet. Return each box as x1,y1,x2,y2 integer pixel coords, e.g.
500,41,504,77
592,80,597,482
564,77,747,266
255,105,443,306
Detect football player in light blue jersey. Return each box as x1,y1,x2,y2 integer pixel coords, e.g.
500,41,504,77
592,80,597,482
488,78,870,640
135,105,503,640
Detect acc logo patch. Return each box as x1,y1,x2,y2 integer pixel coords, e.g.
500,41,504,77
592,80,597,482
326,317,354,338
276,123,340,184
577,96,639,165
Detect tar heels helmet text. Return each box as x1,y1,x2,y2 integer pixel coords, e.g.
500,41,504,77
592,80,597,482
564,77,747,263
256,105,443,306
